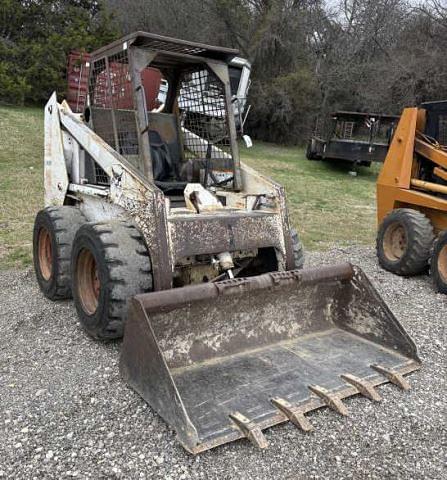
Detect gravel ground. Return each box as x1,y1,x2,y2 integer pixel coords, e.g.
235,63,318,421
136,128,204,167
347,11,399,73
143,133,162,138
0,246,446,479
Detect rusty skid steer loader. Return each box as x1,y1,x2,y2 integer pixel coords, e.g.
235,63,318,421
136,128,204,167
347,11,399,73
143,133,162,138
34,32,420,454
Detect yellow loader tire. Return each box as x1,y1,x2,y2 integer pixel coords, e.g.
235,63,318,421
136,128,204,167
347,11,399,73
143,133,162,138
430,230,447,294
376,208,434,276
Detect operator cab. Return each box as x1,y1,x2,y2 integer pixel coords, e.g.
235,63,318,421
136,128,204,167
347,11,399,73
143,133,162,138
84,32,244,205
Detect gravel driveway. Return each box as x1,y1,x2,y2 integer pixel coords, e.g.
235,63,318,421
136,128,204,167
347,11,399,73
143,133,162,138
1,246,446,479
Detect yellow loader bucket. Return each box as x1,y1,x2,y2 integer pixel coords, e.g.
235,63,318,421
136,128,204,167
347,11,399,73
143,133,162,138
120,263,420,454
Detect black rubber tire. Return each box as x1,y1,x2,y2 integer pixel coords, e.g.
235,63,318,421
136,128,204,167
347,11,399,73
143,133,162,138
430,230,447,294
71,220,153,340
33,206,85,300
376,208,434,276
291,229,305,269
306,139,318,160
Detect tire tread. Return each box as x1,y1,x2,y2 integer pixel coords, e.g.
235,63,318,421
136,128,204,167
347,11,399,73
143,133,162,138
72,219,152,339
376,208,434,276
430,230,447,294
291,228,305,269
33,206,85,300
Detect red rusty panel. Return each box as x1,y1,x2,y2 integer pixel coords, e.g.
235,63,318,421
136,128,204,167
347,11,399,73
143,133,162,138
66,51,91,113
66,51,162,112
141,68,162,110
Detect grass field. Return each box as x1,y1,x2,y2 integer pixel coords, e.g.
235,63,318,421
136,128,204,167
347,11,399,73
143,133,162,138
0,106,44,269
242,142,380,249
0,105,380,269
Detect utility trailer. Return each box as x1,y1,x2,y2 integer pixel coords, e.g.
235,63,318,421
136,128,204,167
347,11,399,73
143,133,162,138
307,111,399,167
34,32,420,454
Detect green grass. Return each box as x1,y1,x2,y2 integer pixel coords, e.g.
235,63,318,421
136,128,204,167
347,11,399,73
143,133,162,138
0,105,44,269
240,142,380,250
0,105,380,269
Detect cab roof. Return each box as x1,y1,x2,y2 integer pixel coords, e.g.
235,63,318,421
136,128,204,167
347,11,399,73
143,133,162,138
91,31,239,64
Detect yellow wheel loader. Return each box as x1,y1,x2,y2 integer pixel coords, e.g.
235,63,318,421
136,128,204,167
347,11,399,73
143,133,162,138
377,101,447,293
33,32,419,454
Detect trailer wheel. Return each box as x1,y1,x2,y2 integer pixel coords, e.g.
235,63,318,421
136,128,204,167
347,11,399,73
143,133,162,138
33,206,85,300
306,139,319,160
71,220,152,340
376,208,434,276
291,229,305,269
430,230,447,294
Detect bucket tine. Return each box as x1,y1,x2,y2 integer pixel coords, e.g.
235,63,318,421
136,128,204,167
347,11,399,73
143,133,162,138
341,374,382,402
308,385,349,416
229,412,268,449
371,364,411,391
271,398,314,432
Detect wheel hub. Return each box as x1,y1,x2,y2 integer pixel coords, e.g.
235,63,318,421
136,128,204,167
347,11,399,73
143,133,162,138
437,244,447,283
383,222,407,261
77,248,100,315
38,227,53,281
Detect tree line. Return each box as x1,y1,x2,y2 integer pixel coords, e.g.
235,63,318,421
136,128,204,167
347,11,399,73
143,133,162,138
1,1,447,144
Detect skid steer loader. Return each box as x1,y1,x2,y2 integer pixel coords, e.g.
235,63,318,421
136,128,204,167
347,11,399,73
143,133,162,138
376,101,447,293
33,32,420,454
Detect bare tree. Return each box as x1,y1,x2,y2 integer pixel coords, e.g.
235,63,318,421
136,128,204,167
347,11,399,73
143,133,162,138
104,0,447,143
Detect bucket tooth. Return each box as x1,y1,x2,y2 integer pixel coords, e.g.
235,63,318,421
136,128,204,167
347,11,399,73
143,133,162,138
308,385,349,416
371,364,411,391
341,374,382,402
229,412,268,449
271,397,314,432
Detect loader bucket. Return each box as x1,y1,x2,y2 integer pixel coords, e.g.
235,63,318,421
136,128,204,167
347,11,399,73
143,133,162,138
120,263,420,454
